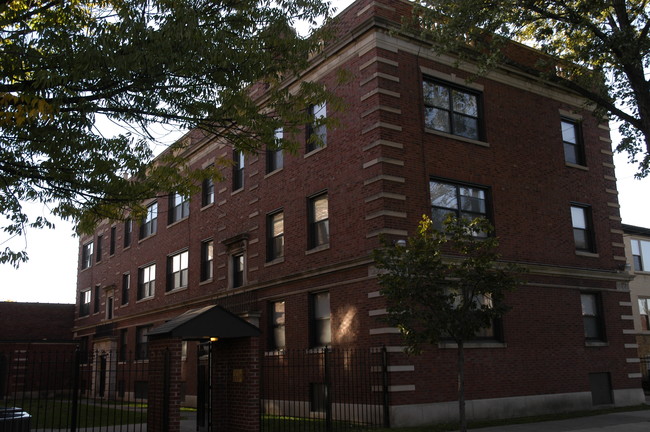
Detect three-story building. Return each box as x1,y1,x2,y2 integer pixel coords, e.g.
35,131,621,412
73,0,644,425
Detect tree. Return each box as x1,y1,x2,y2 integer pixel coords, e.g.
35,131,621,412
409,0,650,177
0,0,338,266
372,216,521,432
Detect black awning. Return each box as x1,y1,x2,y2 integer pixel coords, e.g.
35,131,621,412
147,305,261,340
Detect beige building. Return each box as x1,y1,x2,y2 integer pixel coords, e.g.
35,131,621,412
623,223,650,392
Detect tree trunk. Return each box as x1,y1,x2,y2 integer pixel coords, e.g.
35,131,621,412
458,340,467,432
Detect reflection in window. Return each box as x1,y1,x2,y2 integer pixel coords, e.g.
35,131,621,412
232,253,244,288
138,264,156,300
233,150,244,190
423,80,481,140
561,118,585,165
571,205,595,252
167,251,189,291
267,211,284,261
639,298,650,331
311,291,331,347
307,103,327,152
168,193,190,224
81,241,94,269
200,240,214,282
140,202,158,239
267,128,284,173
631,239,650,272
581,293,605,341
270,301,286,350
309,193,329,248
429,180,488,236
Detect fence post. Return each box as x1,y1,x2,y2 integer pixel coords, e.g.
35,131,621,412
324,347,332,432
163,349,171,432
381,345,390,428
70,348,81,432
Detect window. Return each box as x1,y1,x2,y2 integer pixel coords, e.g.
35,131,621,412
267,211,284,261
638,298,650,331
631,239,650,272
233,150,244,190
470,294,501,340
267,128,284,173
167,250,189,291
306,103,327,153
423,79,481,140
138,264,156,300
269,301,286,350
124,219,132,248
202,175,215,207
94,285,100,313
561,118,585,165
168,193,190,224
200,240,214,282
119,329,128,362
429,179,488,236
135,325,152,360
581,293,605,341
308,193,329,249
81,241,93,269
311,291,331,347
232,253,244,288
140,202,158,239
80,290,91,316
96,235,103,262
110,226,116,255
106,296,114,320
443,289,501,341
121,273,130,305
571,205,595,252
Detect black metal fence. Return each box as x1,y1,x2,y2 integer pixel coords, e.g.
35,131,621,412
0,347,152,432
260,347,389,432
2,345,390,432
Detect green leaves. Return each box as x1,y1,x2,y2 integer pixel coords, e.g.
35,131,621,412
0,0,336,266
372,215,522,350
412,0,650,177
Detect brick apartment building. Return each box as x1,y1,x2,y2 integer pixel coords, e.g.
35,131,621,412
73,0,645,425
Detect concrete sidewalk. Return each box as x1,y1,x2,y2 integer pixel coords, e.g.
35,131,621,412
179,407,650,432
464,409,650,432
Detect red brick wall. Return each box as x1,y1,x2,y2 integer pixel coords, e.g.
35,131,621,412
73,0,639,414
0,302,74,341
147,337,182,432
211,337,260,432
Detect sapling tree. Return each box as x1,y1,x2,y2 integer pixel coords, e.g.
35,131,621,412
372,215,522,432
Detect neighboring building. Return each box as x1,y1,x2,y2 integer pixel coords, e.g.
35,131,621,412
72,0,644,425
0,302,74,342
623,224,650,358
0,302,75,400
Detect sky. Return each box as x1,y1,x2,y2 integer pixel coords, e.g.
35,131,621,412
0,0,648,304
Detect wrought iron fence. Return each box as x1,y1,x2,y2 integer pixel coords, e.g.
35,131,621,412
260,347,389,432
0,347,154,432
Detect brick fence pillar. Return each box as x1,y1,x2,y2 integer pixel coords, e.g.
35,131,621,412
147,337,182,432
212,336,260,432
